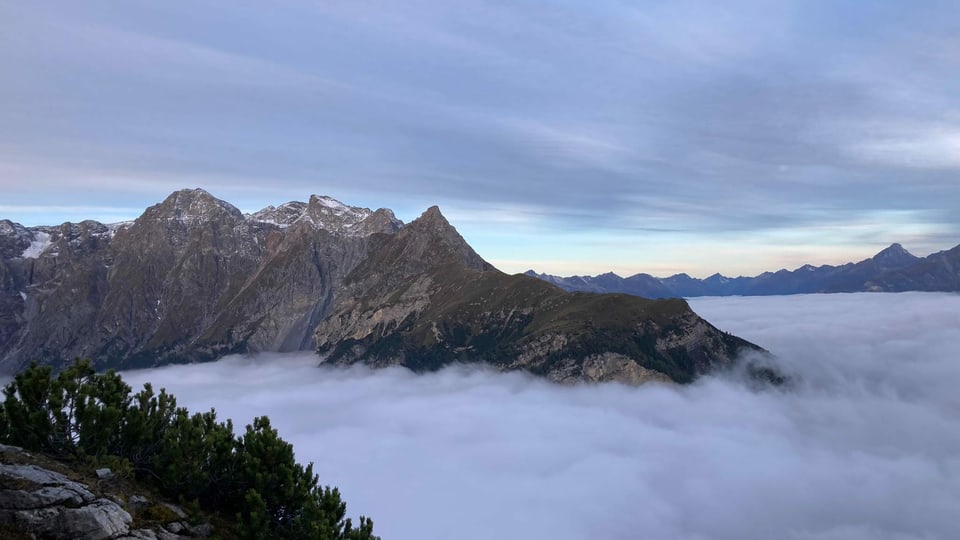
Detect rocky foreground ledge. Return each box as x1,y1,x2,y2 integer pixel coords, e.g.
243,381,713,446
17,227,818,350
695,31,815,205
0,444,213,540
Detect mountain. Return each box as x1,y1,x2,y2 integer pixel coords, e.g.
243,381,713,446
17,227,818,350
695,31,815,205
527,242,958,298
0,189,401,373
1,189,759,384
315,207,756,384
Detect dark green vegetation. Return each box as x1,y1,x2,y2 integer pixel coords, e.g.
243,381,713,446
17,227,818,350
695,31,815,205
0,360,378,539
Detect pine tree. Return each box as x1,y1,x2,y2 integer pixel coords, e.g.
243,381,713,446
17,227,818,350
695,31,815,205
0,360,380,539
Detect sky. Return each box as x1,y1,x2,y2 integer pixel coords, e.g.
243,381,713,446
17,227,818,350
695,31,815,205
2,1,959,277
120,291,960,540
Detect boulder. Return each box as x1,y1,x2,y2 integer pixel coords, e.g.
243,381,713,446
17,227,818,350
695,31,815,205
0,462,132,539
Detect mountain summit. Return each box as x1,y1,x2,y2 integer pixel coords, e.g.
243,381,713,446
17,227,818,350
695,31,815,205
315,206,755,383
1,190,759,384
871,243,918,265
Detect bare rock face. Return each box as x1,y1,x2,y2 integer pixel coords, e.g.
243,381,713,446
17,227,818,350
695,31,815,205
0,189,402,373
0,461,133,540
0,444,211,540
1,188,759,385
317,207,759,384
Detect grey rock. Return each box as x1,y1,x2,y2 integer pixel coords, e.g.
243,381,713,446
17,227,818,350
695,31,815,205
165,520,185,533
128,494,150,510
160,502,187,519
155,526,185,540
187,522,214,537
0,443,27,456
95,468,113,480
0,462,132,540
118,530,158,540
0,189,403,373
55,499,133,539
0,464,97,508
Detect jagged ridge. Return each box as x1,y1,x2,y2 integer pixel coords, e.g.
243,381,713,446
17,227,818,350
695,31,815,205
1,189,761,384
0,189,401,373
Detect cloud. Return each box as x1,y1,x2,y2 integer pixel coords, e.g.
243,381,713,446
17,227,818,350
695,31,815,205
849,125,960,169
2,1,959,273
119,292,960,540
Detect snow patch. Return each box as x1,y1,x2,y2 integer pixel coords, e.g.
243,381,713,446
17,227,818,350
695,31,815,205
251,217,290,229
21,232,52,259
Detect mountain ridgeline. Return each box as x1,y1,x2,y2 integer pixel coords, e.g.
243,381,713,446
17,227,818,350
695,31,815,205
1,189,757,384
527,242,960,298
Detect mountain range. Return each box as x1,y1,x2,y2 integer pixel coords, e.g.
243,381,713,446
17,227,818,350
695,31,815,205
0,189,757,384
527,242,960,298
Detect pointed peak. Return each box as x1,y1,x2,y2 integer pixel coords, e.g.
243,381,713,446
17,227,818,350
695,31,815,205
877,242,907,254
420,205,445,220
873,242,917,262
393,205,491,272
408,205,452,230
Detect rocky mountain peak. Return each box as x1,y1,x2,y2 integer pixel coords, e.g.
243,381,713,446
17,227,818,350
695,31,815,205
406,206,454,234
301,195,374,232
0,220,32,260
420,205,444,220
357,207,404,236
873,243,917,264
394,205,491,271
249,196,401,236
248,201,309,228
150,188,243,225
0,220,23,237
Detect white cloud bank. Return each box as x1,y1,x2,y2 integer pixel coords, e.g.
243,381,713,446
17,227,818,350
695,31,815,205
121,292,960,540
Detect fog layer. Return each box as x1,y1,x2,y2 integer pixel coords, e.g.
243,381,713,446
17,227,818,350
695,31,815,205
122,292,960,540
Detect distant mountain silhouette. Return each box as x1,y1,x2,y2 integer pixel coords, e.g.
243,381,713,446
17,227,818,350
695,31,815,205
527,242,960,298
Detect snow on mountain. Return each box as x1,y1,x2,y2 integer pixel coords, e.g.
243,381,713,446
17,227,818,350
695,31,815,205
247,195,396,236
20,231,52,259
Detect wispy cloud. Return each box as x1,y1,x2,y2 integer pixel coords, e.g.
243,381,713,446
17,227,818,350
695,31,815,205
2,1,959,273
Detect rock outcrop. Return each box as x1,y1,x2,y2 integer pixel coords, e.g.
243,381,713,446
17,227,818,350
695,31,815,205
0,444,210,540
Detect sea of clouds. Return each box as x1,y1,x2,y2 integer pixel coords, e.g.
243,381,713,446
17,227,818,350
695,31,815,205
120,292,960,540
